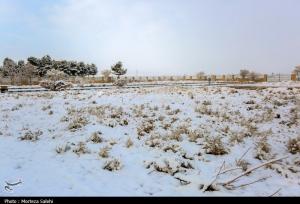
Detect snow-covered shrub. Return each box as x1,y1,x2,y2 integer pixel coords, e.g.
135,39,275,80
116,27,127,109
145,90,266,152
236,159,250,171
287,137,300,154
40,80,73,91
229,132,245,144
245,100,256,105
126,138,133,148
204,136,228,155
88,131,103,144
195,104,212,115
68,116,89,132
19,130,43,142
113,79,127,87
163,144,181,153
137,120,155,137
255,138,271,160
202,100,212,106
99,147,110,158
73,142,90,156
56,144,71,154
103,158,122,171
40,70,73,91
145,159,186,176
188,129,203,143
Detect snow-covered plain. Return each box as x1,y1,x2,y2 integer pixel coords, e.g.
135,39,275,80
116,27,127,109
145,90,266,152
0,84,299,196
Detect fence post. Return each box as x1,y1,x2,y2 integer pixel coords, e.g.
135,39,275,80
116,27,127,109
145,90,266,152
264,74,268,82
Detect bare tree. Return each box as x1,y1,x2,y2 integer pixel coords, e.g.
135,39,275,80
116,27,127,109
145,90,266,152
240,69,250,79
23,63,38,84
293,66,300,74
249,72,259,81
196,72,205,80
101,69,112,82
2,58,18,84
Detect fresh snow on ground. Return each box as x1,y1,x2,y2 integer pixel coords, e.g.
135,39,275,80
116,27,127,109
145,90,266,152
0,83,299,196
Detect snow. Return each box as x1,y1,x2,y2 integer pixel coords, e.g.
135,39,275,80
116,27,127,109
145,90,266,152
0,83,299,196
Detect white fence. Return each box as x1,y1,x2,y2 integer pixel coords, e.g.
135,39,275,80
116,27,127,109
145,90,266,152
267,74,291,82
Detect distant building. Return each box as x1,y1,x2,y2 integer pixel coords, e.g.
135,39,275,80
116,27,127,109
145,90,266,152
293,66,300,80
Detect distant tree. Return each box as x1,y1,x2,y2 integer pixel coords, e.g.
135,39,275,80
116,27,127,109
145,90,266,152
240,69,250,79
249,71,259,81
2,58,18,83
23,63,38,84
46,69,67,81
196,72,205,80
293,66,300,74
111,61,127,79
101,69,111,82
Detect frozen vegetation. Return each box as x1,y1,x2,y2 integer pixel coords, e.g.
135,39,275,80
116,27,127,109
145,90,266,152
0,83,299,196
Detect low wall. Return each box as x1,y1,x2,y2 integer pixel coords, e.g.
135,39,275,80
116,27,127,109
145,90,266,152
0,74,297,86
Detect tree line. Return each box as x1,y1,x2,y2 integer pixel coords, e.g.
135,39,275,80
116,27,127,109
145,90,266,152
0,55,98,83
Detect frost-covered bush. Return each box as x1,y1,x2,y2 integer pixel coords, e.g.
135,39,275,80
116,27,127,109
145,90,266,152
204,136,228,155
68,116,89,132
56,144,71,154
287,137,300,154
19,130,43,142
103,158,122,171
126,138,133,148
255,138,271,160
40,70,73,91
137,120,155,137
113,79,128,87
73,142,90,156
99,147,110,158
88,131,103,144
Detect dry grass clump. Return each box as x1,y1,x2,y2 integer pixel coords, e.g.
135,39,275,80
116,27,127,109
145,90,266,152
73,142,90,156
287,137,300,154
42,105,51,111
88,131,103,144
126,138,133,148
68,116,89,132
146,160,181,176
255,137,271,160
137,120,155,137
203,136,228,155
99,146,110,158
56,144,71,154
19,130,43,142
229,132,245,144
195,104,212,115
168,125,189,141
188,129,203,143
11,104,23,111
103,158,122,171
202,100,212,106
245,100,255,105
163,144,181,153
244,122,258,137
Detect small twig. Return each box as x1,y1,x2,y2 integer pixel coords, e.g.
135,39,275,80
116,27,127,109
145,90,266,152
219,167,243,175
5,180,22,186
174,177,191,185
4,185,13,192
236,147,251,165
148,170,155,175
203,161,225,192
222,156,288,186
233,176,271,189
269,188,282,197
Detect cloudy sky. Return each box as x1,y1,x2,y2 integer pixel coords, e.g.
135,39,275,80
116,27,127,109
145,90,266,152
0,0,299,75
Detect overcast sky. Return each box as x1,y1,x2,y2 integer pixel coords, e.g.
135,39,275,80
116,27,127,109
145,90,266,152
0,0,299,75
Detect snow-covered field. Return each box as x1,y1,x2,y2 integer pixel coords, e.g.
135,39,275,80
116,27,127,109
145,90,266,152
0,84,299,196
